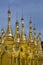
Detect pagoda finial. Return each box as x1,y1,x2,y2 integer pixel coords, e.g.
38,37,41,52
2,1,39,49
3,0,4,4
29,17,32,33
14,20,20,43
21,11,26,41
6,7,12,37
21,8,24,20
29,17,32,23
33,24,36,30
29,17,32,40
8,7,11,14
33,24,36,41
39,32,41,40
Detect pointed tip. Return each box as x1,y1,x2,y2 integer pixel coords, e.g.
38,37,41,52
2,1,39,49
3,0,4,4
33,24,36,30
21,17,24,20
8,2,10,10
39,33,41,35
16,20,19,26
21,8,24,20
16,10,19,25
8,6,11,14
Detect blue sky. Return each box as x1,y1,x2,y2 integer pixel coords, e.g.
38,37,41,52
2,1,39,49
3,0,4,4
0,0,43,41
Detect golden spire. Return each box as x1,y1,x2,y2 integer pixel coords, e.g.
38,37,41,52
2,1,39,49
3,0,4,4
14,20,20,43
15,20,19,35
6,7,12,37
4,8,14,50
33,24,37,45
33,24,36,38
15,10,19,34
37,33,42,55
29,17,32,40
21,16,26,41
21,16,24,33
37,33,41,41
20,9,26,41
39,33,41,41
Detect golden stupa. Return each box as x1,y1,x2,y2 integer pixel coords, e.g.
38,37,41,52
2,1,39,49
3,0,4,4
0,8,43,65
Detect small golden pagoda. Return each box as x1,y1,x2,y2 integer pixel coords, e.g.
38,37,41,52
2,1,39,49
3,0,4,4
0,8,43,65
